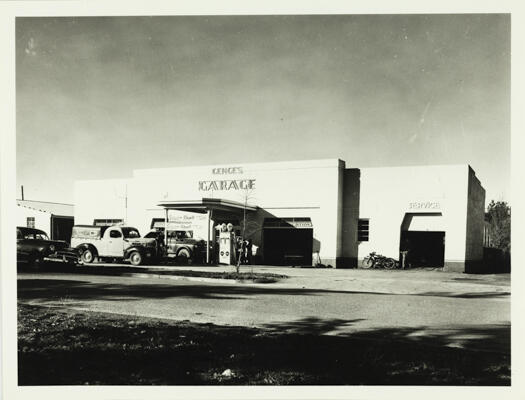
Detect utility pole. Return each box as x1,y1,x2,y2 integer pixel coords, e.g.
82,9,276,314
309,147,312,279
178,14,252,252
125,184,128,224
113,184,128,224
243,193,247,238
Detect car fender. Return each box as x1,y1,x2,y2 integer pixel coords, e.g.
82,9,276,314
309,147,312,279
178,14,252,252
76,243,99,257
123,246,149,259
176,246,193,256
29,249,45,261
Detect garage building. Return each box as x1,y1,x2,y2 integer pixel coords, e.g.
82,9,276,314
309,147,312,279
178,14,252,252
74,159,485,273
17,199,75,242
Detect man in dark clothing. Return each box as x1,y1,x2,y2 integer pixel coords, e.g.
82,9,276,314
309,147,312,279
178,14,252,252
236,236,245,267
245,239,253,264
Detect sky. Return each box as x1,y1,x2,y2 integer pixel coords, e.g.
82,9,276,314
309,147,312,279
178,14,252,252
16,14,510,205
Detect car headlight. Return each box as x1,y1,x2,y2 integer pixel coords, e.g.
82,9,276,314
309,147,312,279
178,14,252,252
49,244,55,252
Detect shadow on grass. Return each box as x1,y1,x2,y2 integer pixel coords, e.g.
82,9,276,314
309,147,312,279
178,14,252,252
18,304,510,386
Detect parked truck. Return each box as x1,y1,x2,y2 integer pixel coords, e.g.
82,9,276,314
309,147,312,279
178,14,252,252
143,229,207,263
71,225,160,266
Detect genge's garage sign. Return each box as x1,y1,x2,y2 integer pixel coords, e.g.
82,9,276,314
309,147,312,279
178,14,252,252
198,166,256,191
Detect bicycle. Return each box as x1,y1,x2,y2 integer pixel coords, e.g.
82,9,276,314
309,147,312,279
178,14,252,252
361,252,398,269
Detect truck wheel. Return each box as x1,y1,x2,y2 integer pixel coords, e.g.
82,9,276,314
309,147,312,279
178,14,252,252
29,253,44,269
81,249,94,264
129,251,143,266
177,248,191,264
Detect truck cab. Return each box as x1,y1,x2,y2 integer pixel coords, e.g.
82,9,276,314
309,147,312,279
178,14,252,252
144,229,207,263
71,225,158,266
100,226,140,257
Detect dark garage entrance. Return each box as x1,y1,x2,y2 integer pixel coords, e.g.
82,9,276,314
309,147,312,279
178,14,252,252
50,215,74,242
263,218,313,266
400,213,445,268
400,230,445,268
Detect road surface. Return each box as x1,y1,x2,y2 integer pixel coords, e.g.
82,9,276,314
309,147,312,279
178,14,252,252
17,271,510,352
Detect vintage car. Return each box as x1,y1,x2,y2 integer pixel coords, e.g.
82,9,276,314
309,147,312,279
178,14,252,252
17,227,79,268
144,229,207,263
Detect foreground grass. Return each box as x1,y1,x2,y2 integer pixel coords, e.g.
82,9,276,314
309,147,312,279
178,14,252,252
18,303,510,385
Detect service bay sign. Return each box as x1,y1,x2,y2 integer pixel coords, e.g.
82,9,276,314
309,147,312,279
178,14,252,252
408,200,442,212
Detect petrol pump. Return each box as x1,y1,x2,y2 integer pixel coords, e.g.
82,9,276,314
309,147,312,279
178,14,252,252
218,223,235,265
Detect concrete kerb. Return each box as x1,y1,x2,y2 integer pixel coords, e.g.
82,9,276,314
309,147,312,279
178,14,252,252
73,263,287,287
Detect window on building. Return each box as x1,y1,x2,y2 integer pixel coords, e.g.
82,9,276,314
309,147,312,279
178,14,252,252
26,217,35,229
357,219,369,242
93,219,123,227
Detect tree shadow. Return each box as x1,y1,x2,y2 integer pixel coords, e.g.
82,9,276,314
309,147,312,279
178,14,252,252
17,277,512,305
17,304,510,386
17,278,368,302
262,317,366,335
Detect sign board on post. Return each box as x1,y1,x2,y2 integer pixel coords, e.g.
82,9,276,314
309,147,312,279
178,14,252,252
167,210,208,239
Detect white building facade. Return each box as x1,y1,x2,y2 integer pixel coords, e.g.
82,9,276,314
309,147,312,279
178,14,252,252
17,199,75,242
74,159,485,272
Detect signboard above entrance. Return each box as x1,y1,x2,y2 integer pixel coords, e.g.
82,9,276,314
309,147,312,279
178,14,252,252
198,179,255,192
263,217,313,229
212,167,243,175
408,201,441,211
198,166,255,192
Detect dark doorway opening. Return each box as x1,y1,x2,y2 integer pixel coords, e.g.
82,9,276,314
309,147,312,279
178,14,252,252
400,231,445,268
263,228,313,266
51,216,74,242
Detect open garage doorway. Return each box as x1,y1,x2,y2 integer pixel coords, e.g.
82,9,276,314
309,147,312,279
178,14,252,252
50,215,74,242
263,218,313,266
400,213,445,268
400,231,445,268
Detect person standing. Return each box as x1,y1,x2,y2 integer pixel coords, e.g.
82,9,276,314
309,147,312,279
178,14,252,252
245,239,253,265
236,236,244,267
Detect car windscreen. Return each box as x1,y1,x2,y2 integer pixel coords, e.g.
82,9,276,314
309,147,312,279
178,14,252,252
144,231,163,239
168,231,193,239
121,228,141,238
22,232,49,240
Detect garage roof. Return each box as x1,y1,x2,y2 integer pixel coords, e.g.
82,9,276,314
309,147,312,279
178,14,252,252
17,199,74,217
157,197,257,214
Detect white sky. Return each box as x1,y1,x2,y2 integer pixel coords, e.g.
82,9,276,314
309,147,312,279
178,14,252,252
15,14,510,206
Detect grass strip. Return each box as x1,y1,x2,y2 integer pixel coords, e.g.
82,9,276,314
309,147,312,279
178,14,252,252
18,303,509,385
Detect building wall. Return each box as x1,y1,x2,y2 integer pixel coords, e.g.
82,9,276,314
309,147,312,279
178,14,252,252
356,165,470,269
73,160,485,271
74,159,343,265
465,166,486,272
335,160,346,266
16,206,51,235
74,179,130,225
339,168,361,268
